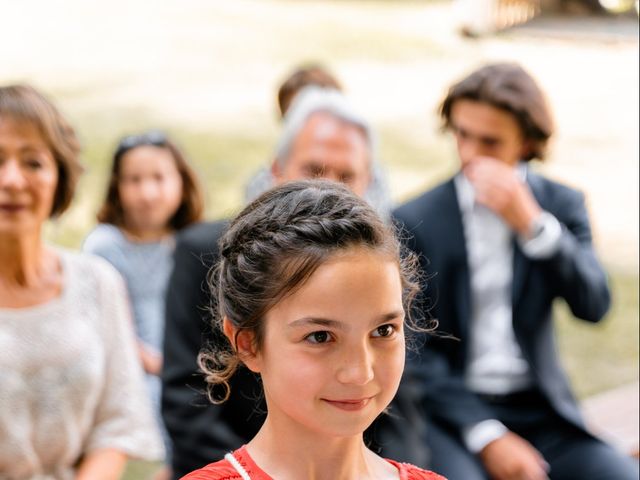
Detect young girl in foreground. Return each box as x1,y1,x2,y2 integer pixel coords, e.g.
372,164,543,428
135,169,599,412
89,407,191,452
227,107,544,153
184,180,444,480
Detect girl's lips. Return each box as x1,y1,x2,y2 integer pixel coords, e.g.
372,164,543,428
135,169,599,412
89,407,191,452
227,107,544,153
0,204,27,213
322,397,373,411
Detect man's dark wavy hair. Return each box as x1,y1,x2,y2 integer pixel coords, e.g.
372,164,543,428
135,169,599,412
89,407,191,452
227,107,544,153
440,62,554,161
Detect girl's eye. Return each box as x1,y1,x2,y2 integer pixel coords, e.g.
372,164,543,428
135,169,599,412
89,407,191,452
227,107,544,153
371,324,396,338
304,331,332,344
24,159,43,170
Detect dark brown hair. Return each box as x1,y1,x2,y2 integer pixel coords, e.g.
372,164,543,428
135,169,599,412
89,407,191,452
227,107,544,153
199,179,423,403
439,62,554,161
0,84,82,217
277,63,342,118
96,133,204,230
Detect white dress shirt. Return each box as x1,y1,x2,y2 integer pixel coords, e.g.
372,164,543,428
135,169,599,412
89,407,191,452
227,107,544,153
454,165,562,452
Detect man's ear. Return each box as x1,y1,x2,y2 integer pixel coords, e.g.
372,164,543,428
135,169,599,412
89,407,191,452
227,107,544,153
271,158,282,182
222,317,261,373
365,167,373,190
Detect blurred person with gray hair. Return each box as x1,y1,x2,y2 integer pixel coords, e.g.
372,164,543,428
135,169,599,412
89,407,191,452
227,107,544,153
245,69,392,219
161,84,421,478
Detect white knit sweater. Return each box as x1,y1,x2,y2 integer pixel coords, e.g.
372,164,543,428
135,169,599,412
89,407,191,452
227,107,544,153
0,249,164,479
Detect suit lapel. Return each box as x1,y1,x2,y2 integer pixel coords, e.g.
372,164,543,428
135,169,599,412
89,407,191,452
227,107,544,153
512,245,529,308
440,179,472,340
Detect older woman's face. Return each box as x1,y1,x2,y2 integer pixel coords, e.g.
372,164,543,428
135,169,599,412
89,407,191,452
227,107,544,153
0,117,58,236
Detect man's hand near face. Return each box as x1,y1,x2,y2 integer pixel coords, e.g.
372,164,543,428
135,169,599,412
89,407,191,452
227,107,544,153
480,431,550,480
464,157,542,236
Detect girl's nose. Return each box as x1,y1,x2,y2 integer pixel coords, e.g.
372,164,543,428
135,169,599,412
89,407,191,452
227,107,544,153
336,343,374,386
138,179,160,201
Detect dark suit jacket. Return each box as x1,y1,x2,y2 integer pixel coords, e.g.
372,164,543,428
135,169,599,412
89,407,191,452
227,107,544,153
393,173,611,436
161,220,431,478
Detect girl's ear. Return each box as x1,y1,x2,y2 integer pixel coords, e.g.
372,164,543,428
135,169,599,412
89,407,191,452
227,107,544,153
222,317,262,373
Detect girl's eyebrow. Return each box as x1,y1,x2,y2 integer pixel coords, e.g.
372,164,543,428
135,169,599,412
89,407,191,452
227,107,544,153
19,146,47,154
288,311,404,329
0,144,45,153
288,317,345,330
377,311,405,325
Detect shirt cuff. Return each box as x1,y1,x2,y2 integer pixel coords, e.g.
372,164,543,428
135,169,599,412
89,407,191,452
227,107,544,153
518,211,562,259
462,419,509,454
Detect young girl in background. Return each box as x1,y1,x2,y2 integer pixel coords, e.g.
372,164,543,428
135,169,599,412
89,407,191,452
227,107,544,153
184,180,445,480
83,131,204,476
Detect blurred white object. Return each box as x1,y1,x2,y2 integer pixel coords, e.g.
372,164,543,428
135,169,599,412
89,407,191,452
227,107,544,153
455,0,498,35
455,0,541,36
599,0,636,12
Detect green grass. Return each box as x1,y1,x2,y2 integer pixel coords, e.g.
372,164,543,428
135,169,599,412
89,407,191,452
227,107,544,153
556,271,639,399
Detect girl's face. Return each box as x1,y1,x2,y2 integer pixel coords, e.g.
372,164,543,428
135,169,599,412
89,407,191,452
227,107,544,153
243,248,405,439
0,117,58,236
117,145,183,238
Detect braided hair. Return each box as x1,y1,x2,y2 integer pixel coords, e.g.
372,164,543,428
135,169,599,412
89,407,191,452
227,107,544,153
198,179,422,403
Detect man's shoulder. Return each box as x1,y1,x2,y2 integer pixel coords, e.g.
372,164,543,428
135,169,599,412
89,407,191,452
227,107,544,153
393,178,455,224
528,171,583,207
176,220,230,254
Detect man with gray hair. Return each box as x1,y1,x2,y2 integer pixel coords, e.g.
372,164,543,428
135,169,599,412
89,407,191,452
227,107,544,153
245,86,392,218
161,86,413,479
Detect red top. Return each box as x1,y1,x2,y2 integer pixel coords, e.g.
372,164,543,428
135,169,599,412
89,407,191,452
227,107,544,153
181,445,446,480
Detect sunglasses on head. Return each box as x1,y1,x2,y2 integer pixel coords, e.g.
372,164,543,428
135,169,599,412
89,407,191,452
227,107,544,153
115,130,168,158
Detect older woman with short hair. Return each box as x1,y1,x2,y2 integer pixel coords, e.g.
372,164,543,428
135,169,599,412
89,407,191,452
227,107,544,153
0,84,163,479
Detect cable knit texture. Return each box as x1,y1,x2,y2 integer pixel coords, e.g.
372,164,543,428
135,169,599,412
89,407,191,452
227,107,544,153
0,249,164,479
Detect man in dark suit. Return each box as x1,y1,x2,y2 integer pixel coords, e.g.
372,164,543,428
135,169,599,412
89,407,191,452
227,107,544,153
394,63,638,480
161,87,425,478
